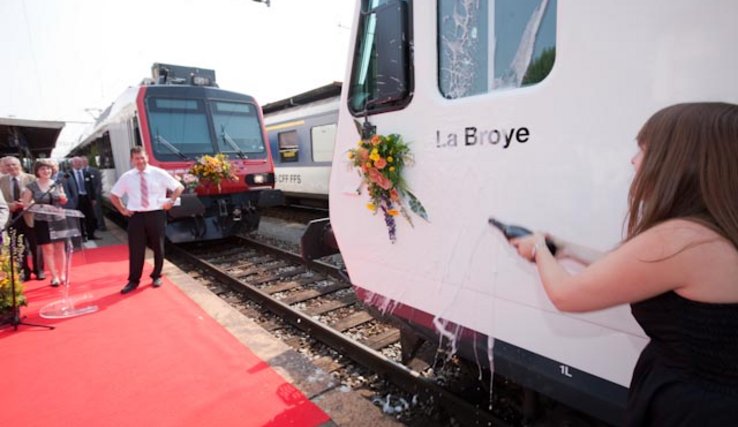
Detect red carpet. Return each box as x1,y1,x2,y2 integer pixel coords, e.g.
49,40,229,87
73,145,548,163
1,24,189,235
1,245,330,427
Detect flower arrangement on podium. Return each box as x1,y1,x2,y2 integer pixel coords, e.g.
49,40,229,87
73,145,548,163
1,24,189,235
348,133,428,243
189,153,237,193
0,230,26,318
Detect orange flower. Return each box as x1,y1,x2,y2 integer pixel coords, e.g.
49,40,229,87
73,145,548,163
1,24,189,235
390,188,399,201
387,209,399,216
367,168,392,190
374,157,387,169
370,135,382,145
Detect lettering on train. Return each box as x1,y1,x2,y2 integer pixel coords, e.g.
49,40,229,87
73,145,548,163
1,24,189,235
277,174,302,184
435,126,530,149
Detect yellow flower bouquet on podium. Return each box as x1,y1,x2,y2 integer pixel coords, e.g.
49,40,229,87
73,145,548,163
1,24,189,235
0,231,26,318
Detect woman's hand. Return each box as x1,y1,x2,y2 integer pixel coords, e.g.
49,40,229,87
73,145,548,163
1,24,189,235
58,194,68,205
511,233,547,262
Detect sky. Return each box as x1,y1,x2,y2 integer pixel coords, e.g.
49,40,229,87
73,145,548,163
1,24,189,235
0,0,355,157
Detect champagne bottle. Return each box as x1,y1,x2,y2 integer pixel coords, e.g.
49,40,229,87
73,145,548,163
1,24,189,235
488,217,558,255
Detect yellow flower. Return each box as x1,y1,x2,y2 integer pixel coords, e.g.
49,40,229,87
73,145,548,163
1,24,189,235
366,202,377,212
348,151,355,160
389,166,396,172
387,156,393,163
369,149,380,162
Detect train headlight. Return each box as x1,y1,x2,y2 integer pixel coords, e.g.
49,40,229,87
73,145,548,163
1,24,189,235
246,173,274,186
191,76,211,86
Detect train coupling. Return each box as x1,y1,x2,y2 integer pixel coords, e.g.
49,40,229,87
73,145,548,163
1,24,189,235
301,218,339,261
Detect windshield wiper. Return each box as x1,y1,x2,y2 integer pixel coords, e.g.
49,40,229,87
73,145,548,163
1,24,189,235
221,126,247,159
155,132,192,161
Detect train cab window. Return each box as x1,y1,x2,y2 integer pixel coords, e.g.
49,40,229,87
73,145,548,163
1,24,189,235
311,124,336,163
98,132,114,168
146,97,213,160
278,130,299,163
131,116,142,147
348,0,412,116
211,101,266,159
438,0,557,99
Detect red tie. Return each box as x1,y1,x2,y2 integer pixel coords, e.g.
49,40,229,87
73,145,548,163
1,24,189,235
140,171,149,209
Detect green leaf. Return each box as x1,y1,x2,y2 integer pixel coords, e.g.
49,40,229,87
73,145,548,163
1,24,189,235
406,191,429,221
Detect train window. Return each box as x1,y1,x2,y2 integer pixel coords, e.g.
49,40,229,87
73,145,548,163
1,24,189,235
98,132,114,168
146,97,213,160
438,0,557,99
348,0,412,116
131,116,142,147
211,101,266,159
278,130,299,163
311,124,336,163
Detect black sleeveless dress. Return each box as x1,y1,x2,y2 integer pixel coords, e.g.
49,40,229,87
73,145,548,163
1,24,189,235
626,291,738,426
28,181,66,244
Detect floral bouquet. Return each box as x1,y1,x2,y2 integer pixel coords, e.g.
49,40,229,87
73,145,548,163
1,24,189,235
0,230,26,317
348,133,428,242
176,173,200,193
189,153,237,192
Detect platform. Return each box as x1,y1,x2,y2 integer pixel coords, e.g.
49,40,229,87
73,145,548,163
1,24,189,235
1,220,401,427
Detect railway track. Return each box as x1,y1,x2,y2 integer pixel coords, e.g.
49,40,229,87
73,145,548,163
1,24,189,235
167,235,510,426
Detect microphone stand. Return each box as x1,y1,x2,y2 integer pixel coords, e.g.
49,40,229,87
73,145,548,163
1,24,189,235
0,182,59,331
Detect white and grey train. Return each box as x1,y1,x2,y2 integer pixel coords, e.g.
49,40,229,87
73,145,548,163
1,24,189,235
262,83,340,208
302,0,738,424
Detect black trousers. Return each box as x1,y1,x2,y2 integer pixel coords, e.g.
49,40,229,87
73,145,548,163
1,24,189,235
127,210,166,284
11,213,43,277
77,194,97,238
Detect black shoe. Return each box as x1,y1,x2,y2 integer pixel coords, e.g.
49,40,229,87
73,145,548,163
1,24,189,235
120,282,139,294
36,272,46,280
152,278,163,288
21,272,30,282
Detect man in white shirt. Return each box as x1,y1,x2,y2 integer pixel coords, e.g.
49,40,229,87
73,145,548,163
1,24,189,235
110,147,183,294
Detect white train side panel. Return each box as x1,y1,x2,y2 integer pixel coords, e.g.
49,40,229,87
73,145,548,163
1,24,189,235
330,0,738,392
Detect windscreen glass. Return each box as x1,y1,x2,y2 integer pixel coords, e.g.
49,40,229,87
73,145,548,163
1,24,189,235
147,97,213,160
211,101,266,158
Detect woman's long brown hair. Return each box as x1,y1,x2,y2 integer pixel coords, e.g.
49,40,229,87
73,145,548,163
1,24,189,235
627,102,738,250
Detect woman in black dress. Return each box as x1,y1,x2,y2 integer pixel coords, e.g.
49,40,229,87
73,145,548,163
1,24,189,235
21,159,68,286
511,102,738,425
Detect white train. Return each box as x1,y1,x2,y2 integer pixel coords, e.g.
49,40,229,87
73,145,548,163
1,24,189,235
263,83,340,208
311,0,738,423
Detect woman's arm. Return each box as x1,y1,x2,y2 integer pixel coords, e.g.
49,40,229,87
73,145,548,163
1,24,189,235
56,185,68,205
547,235,605,266
20,188,32,206
512,221,701,312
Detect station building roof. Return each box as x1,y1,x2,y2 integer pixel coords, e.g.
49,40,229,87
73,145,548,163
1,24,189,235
0,117,65,159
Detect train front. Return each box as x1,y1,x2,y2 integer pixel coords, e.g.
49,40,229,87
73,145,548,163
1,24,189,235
138,79,283,243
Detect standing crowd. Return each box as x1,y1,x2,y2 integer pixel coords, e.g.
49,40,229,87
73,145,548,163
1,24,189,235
0,155,105,285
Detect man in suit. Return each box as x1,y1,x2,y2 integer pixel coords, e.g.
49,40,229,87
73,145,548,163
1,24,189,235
0,156,43,280
81,156,106,231
70,157,99,240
